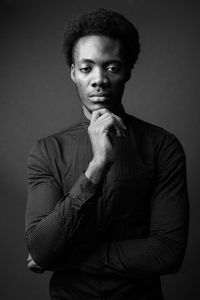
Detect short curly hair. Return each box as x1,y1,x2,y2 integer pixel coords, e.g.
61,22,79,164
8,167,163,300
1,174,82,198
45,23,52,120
63,8,140,70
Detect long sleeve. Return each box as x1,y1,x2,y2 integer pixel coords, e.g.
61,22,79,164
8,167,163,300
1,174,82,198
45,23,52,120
100,134,189,278
25,127,189,280
25,114,189,298
25,139,100,270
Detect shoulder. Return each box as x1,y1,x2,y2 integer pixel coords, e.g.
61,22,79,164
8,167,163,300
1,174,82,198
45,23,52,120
127,114,172,137
126,114,185,159
29,120,84,160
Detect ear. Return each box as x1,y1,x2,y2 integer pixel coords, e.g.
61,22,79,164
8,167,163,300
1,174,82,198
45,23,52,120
70,64,76,83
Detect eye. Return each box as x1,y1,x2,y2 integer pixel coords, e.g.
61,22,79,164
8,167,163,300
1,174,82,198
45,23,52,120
107,65,120,73
79,66,91,73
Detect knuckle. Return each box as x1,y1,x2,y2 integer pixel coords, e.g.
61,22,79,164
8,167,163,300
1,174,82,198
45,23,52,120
102,108,109,113
107,115,114,122
92,110,98,116
106,119,113,126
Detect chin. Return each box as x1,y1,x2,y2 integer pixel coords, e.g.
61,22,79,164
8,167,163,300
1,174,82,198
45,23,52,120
95,102,115,110
84,102,118,115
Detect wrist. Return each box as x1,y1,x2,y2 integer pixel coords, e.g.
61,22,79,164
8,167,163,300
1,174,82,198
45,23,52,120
90,157,108,169
85,159,108,184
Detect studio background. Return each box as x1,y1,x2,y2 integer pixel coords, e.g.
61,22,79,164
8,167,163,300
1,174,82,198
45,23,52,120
1,0,199,299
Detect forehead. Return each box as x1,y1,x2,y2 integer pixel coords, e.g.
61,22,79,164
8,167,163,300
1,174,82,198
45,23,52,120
73,35,124,63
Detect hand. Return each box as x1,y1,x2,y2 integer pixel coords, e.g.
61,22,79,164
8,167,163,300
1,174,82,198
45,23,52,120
88,108,126,166
27,253,45,273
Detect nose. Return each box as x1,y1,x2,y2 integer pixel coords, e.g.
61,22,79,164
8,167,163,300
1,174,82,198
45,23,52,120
90,68,109,88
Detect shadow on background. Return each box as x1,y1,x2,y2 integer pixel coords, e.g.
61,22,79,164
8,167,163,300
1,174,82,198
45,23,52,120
0,0,200,299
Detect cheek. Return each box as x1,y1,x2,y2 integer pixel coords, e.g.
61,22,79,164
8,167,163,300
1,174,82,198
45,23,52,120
76,80,85,93
75,80,89,100
76,76,88,89
113,79,125,91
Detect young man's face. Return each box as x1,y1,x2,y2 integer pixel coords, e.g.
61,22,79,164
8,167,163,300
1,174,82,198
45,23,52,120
71,35,130,119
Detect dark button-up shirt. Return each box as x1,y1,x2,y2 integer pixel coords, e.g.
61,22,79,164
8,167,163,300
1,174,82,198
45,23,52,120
25,108,189,299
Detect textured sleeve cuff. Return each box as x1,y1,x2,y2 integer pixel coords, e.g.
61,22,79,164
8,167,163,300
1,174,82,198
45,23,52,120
69,173,100,207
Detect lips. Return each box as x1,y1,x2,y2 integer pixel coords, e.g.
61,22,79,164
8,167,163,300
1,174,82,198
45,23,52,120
89,93,111,98
89,92,111,103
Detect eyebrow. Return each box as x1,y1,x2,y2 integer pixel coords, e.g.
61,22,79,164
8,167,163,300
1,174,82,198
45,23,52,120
78,59,94,64
78,59,122,64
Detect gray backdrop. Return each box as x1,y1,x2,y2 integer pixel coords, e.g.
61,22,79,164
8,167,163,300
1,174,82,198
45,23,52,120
1,0,199,299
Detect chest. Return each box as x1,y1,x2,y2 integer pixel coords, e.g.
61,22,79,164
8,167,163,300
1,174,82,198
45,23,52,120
60,132,156,216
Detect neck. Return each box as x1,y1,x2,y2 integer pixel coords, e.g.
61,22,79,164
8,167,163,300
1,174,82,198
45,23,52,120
82,106,92,120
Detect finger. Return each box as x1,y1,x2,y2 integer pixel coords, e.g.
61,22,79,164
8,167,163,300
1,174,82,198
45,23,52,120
90,113,119,135
94,112,112,123
28,265,45,273
91,110,126,131
103,115,125,137
28,258,43,270
28,260,45,273
113,114,127,130
112,123,124,137
91,111,126,137
110,115,126,137
99,112,126,136
91,108,110,123
27,253,32,262
102,117,123,137
113,126,122,137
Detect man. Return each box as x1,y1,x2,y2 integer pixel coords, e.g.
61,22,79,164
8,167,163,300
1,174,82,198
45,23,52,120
25,8,189,300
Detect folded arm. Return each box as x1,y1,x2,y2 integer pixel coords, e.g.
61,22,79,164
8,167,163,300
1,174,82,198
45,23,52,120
26,134,189,278
75,135,189,278
25,139,100,270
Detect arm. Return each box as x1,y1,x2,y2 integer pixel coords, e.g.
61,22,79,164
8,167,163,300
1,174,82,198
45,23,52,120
75,135,189,278
25,139,100,270
25,109,125,271
77,111,188,277
102,135,189,278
